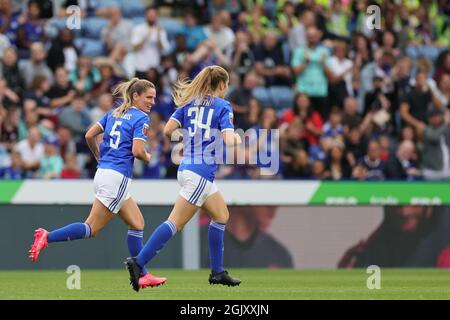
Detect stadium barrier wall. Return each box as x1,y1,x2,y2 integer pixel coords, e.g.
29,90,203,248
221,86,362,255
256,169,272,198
1,181,450,270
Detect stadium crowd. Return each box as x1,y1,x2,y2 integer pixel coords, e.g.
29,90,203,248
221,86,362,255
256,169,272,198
0,0,449,181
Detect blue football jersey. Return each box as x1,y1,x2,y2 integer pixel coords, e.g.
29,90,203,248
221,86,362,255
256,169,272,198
97,107,150,178
170,96,234,181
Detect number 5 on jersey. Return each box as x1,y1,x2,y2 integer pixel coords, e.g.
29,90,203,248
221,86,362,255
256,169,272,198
110,121,122,149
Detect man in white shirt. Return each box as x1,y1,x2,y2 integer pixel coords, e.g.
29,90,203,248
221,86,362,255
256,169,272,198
14,126,44,177
131,6,169,78
203,11,235,57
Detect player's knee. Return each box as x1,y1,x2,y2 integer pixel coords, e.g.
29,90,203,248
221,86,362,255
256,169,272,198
214,211,229,224
127,216,145,231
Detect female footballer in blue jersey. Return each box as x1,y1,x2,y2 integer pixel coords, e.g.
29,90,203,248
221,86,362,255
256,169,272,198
125,65,242,291
29,78,166,285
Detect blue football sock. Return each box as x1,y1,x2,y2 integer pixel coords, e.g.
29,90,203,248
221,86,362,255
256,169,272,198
127,229,148,275
47,223,92,243
136,220,177,268
208,221,225,273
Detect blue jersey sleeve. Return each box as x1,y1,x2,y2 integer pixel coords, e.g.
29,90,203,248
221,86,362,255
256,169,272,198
133,115,149,142
219,102,234,132
97,112,109,131
170,107,184,127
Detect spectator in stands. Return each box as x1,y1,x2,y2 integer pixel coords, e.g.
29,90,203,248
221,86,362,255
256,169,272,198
186,38,230,75
430,72,450,110
421,108,450,180
60,152,80,179
254,30,291,88
56,126,76,161
0,47,25,95
0,105,19,151
277,0,297,36
230,31,255,82
292,25,330,119
0,0,20,46
283,149,311,179
327,40,353,108
400,70,435,135
0,148,23,179
297,93,324,148
325,142,352,181
433,50,450,84
91,59,123,98
181,10,207,52
24,75,51,119
350,33,372,69
342,97,361,135
90,93,112,124
14,126,43,178
16,0,47,54
69,56,100,93
47,66,76,110
386,140,420,180
204,11,235,56
228,72,259,128
46,28,79,72
19,42,53,88
352,139,386,181
131,6,169,78
0,78,19,109
37,135,64,179
288,9,315,51
101,6,133,59
58,93,91,143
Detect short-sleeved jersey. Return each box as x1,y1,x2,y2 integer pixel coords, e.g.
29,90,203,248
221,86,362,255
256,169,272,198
170,96,234,181
97,107,149,178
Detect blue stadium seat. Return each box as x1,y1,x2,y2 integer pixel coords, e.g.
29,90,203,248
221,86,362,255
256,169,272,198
158,17,184,41
75,38,105,57
253,86,293,110
44,18,82,39
83,17,109,39
96,0,120,8
120,0,145,19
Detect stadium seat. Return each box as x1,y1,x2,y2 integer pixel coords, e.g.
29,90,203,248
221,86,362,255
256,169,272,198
44,18,82,39
96,0,120,8
120,0,145,19
158,17,184,41
83,17,109,39
253,86,293,110
74,38,105,57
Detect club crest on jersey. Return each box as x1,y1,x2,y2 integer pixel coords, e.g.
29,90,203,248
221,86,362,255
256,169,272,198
143,123,149,136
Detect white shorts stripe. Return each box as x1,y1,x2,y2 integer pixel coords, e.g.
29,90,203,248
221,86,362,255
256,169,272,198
94,169,132,214
177,170,219,207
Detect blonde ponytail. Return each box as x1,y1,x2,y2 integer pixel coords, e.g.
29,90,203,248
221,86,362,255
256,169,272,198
113,78,155,118
172,65,229,107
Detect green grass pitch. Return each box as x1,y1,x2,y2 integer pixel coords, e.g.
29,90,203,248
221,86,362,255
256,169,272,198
1,269,450,300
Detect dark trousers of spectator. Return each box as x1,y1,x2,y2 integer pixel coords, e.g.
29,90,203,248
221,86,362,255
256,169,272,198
328,81,348,109
309,96,329,120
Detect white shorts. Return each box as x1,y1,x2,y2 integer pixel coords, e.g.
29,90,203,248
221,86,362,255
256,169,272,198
94,168,131,214
177,170,218,207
